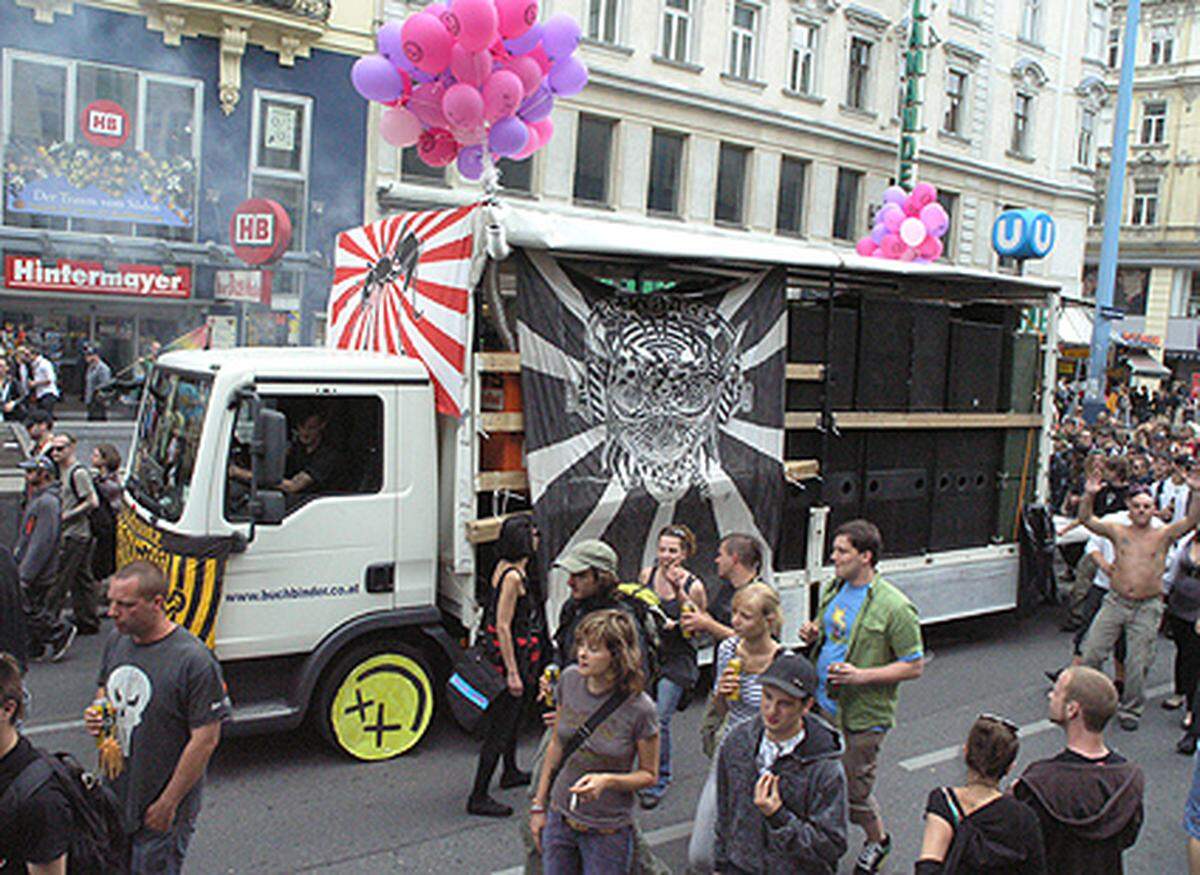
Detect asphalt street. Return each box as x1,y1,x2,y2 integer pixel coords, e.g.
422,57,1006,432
17,606,1195,874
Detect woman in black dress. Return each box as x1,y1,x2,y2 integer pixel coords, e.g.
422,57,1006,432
1165,531,1200,754
467,515,544,817
916,715,1047,874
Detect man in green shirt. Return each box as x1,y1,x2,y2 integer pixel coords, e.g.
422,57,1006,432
799,519,924,875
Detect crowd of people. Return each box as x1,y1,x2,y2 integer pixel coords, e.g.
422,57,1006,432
0,341,115,422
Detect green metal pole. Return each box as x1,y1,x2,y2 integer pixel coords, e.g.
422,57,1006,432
897,0,927,192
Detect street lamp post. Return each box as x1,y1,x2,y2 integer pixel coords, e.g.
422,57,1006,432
897,0,927,192
1083,0,1142,423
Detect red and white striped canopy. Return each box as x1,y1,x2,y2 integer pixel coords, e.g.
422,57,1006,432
327,203,481,416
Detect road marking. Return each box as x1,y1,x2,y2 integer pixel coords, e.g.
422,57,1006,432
24,718,85,737
899,681,1174,772
491,820,694,875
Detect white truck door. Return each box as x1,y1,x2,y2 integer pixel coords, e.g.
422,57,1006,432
215,385,399,660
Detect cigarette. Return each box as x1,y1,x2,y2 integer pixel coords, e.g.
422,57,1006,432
570,792,579,811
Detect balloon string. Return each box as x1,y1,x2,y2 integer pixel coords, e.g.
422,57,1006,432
482,146,501,203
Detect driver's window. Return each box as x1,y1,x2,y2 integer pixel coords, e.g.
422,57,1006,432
224,394,384,521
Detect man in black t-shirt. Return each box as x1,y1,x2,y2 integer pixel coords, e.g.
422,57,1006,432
280,410,342,502
1014,666,1144,875
0,652,70,874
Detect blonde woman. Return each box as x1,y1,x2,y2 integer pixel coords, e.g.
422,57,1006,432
530,609,659,875
638,523,707,808
689,582,784,872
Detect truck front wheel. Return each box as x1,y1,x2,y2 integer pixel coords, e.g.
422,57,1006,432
315,642,435,761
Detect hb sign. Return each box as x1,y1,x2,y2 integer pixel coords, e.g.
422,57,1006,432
992,208,1056,261
80,100,130,149
230,199,293,266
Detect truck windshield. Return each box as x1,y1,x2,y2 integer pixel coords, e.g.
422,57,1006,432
127,368,213,522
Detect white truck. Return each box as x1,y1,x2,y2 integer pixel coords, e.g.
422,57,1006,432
117,204,1061,761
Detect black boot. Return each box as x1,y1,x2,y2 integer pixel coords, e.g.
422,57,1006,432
500,768,531,789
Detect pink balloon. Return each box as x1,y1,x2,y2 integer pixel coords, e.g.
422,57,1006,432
911,181,938,210
899,247,918,262
855,237,876,257
879,203,904,233
450,44,493,87
919,202,950,238
402,13,453,74
917,236,944,260
528,117,553,148
507,55,544,96
425,3,447,20
408,80,448,128
528,45,553,74
441,0,498,53
510,127,540,161
380,106,423,147
902,194,921,216
442,82,485,130
881,234,906,259
497,0,539,39
899,216,927,247
450,123,487,146
418,128,460,167
483,69,525,121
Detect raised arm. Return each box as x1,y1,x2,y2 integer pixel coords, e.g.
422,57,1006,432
1078,475,1121,541
1162,470,1200,543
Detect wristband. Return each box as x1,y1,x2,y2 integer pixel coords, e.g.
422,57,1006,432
530,803,546,814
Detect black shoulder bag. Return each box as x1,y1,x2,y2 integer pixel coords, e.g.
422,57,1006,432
547,687,628,795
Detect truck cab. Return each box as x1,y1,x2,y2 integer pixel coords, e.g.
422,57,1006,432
120,347,458,760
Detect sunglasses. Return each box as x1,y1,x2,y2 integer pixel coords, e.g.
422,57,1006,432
978,712,1020,734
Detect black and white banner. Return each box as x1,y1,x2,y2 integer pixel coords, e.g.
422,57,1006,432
516,251,786,586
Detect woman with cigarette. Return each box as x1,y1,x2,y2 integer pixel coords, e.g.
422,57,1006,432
530,609,659,875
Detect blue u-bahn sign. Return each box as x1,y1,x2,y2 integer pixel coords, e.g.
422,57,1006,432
992,208,1056,260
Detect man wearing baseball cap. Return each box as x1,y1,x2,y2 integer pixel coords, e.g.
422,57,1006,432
15,456,74,662
715,652,848,875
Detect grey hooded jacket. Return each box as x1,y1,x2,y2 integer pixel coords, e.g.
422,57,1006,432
714,713,848,875
15,482,61,585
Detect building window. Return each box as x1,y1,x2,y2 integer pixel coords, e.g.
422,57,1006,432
661,0,692,63
776,156,808,236
789,21,819,94
1092,186,1106,225
1130,178,1159,226
587,0,620,44
250,91,310,301
950,0,974,17
943,69,968,135
846,37,873,110
647,130,685,215
728,2,759,80
498,158,532,194
401,148,444,184
1078,107,1097,166
1012,92,1033,156
1107,27,1121,68
1149,24,1174,64
1141,100,1167,144
2,52,202,240
714,143,750,225
1020,0,1042,43
573,115,615,204
832,167,862,241
937,190,958,259
1087,2,1109,60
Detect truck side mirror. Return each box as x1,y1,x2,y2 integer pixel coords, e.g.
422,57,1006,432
254,408,287,488
252,489,286,526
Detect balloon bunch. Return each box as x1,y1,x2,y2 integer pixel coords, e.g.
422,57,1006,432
856,183,950,262
351,1,587,180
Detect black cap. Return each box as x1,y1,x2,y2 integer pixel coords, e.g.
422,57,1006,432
18,455,56,475
759,653,819,700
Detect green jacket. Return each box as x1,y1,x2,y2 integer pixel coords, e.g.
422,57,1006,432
814,574,923,733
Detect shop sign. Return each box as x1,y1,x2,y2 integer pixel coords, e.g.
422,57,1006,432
1121,331,1162,349
80,100,130,149
4,255,191,299
214,270,272,305
3,139,194,227
992,209,1056,260
230,199,292,266
206,315,238,350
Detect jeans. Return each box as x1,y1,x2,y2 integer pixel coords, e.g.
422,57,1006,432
1168,613,1200,711
1080,591,1164,721
643,678,685,799
48,537,98,633
542,809,633,875
1073,585,1126,661
129,789,201,875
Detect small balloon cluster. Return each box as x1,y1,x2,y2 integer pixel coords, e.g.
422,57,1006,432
856,183,950,262
351,0,587,181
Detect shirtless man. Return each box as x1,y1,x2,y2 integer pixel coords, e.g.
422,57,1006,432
1078,471,1200,730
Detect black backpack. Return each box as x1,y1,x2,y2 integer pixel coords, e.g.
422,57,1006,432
0,750,129,874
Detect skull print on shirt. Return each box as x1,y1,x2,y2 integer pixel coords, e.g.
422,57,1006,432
107,664,153,756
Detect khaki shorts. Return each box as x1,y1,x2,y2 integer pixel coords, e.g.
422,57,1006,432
842,729,886,827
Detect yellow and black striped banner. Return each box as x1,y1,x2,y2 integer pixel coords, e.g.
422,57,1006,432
115,503,234,649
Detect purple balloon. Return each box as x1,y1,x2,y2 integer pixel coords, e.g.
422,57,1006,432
458,144,485,180
504,23,543,56
517,82,554,122
377,21,406,66
489,116,529,157
870,223,887,245
548,56,587,97
882,185,907,207
352,54,406,103
541,13,581,59
919,202,950,238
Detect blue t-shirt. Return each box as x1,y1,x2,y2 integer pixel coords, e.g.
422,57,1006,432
815,582,870,717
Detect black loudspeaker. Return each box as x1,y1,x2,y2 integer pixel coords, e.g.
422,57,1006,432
779,482,815,572
948,320,1004,412
863,432,934,557
909,304,950,411
787,303,858,411
930,431,1002,551
856,299,913,411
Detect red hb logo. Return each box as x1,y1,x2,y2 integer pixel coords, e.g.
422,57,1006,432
87,109,123,138
234,214,274,246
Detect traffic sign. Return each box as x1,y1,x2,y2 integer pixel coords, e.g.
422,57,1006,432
230,199,292,266
992,208,1056,261
1099,305,1125,321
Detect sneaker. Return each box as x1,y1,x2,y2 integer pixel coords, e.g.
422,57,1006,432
466,795,513,818
48,623,77,663
1177,733,1198,755
854,834,891,875
1164,694,1186,711
638,790,661,810
1117,715,1139,732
